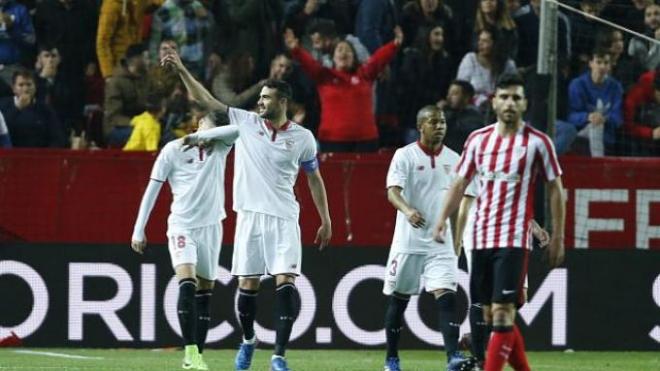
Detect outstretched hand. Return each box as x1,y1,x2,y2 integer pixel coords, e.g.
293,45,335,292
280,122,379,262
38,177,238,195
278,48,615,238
283,28,299,50
393,26,404,47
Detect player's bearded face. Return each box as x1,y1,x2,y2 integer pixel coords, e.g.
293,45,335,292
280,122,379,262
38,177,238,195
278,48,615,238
493,86,527,125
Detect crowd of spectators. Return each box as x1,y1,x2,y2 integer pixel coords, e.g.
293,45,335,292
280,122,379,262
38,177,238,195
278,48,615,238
0,0,658,156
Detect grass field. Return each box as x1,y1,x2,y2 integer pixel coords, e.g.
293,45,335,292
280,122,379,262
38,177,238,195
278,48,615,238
0,349,658,371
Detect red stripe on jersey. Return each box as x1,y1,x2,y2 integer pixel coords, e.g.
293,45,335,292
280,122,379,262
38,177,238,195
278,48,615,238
479,132,503,250
506,128,530,248
529,126,561,180
456,126,494,179
473,128,496,250
492,136,516,248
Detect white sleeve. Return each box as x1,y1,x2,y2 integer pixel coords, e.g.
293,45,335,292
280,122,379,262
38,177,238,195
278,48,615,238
188,125,239,146
300,131,318,162
456,134,478,181
150,145,174,182
131,180,163,241
536,134,563,182
386,150,409,189
227,107,256,126
0,111,7,135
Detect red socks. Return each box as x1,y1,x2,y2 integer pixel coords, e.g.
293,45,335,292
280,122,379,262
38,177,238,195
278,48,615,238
484,329,514,371
508,325,531,371
484,325,530,371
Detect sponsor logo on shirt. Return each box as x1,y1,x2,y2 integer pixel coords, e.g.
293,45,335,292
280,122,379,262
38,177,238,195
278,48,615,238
479,170,521,183
259,131,265,136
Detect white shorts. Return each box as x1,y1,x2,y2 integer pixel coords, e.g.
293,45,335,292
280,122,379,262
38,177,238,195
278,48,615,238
383,251,458,296
167,223,222,281
231,211,302,276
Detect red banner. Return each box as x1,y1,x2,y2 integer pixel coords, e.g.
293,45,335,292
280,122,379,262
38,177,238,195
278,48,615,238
1,149,658,249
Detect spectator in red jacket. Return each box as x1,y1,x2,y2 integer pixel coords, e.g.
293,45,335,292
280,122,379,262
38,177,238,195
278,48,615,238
623,69,660,155
285,27,403,152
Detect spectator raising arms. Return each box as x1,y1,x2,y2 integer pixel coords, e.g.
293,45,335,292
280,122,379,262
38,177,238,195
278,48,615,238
285,27,403,152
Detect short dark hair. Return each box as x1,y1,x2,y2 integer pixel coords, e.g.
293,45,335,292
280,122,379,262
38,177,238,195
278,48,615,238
144,93,164,112
12,69,35,85
308,19,338,39
450,79,475,99
495,73,525,91
263,79,292,100
590,47,611,61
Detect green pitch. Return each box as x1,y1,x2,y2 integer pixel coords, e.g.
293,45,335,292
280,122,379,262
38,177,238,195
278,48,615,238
0,349,657,370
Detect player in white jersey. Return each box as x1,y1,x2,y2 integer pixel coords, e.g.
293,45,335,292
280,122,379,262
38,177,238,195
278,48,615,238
162,50,332,371
433,74,565,371
131,111,239,370
382,106,476,371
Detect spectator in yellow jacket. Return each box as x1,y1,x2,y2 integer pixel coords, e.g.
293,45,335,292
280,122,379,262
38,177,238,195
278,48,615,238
123,93,164,151
97,0,164,78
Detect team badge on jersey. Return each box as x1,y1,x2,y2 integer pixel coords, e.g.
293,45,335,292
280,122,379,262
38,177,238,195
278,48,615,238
514,146,527,160
417,165,425,171
350,76,360,85
443,165,452,174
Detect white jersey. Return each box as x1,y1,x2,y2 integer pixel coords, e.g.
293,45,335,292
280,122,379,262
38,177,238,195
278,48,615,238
386,142,478,255
456,123,562,250
228,108,317,220
150,139,232,230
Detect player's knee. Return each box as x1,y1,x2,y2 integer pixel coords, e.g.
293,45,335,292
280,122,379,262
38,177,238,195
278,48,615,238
275,274,296,286
174,264,196,282
238,276,261,291
482,305,493,325
491,304,515,328
197,277,215,291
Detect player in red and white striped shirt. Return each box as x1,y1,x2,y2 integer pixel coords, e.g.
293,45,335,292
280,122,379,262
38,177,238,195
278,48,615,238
433,74,566,371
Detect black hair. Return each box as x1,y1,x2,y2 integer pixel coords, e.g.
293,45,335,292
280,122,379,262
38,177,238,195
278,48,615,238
307,19,338,39
450,79,476,99
495,73,525,91
263,79,292,100
12,68,35,85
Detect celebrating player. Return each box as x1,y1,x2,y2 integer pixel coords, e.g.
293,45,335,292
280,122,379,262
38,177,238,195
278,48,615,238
131,111,239,370
383,105,475,371
433,73,565,371
162,50,332,371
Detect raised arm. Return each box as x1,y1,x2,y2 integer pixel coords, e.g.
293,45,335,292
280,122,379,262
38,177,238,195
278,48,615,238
131,180,164,254
162,50,227,112
183,125,240,147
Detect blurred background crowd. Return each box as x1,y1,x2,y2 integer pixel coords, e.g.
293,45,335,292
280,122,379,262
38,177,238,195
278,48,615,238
0,0,658,156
